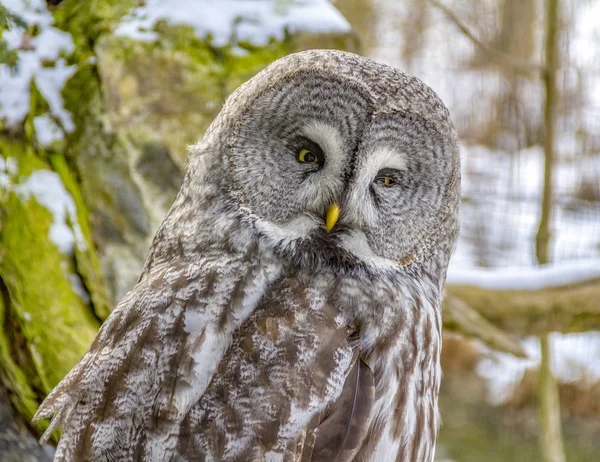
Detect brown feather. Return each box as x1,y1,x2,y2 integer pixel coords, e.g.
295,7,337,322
305,357,375,462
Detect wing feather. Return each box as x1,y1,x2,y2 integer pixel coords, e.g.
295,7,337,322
33,254,278,461
174,277,374,461
306,357,375,462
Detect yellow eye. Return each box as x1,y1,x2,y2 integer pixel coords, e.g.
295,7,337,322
297,149,318,163
375,170,398,186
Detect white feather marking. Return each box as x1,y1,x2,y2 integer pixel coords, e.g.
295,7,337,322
174,262,281,421
306,287,326,311
301,120,345,165
333,312,346,328
359,146,407,181
369,368,402,461
256,214,320,246
183,309,205,334
302,120,345,187
300,120,346,209
339,230,398,270
371,429,402,462
324,346,354,400
265,451,285,462
403,383,417,440
275,346,352,445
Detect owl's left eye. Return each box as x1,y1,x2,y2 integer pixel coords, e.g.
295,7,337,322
374,168,401,187
375,177,394,186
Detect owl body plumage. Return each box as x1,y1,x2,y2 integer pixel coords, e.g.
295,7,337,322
34,50,460,461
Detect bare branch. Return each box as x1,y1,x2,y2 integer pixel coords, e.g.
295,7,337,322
429,0,546,74
443,296,528,358
444,277,600,336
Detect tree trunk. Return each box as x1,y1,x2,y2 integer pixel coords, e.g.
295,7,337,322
535,0,565,460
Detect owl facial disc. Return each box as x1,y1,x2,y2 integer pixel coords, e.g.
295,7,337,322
222,50,459,274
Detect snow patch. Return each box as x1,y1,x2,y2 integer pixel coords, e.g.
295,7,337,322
0,0,76,132
15,170,87,255
0,156,19,189
447,259,600,290
115,0,351,46
33,114,63,147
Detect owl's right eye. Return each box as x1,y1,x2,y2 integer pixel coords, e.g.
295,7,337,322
297,149,318,163
295,141,325,166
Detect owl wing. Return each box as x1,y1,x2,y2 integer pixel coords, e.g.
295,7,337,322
33,252,278,461
301,357,375,462
176,277,375,461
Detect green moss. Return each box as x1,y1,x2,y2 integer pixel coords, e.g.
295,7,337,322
24,81,51,145
222,38,292,96
0,145,101,429
95,29,226,165
52,0,138,60
0,282,40,426
49,153,111,320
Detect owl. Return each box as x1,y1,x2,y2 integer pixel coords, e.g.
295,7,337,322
34,50,460,461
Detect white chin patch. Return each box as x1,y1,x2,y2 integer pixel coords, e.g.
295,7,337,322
256,214,321,247
340,230,398,270
257,217,399,271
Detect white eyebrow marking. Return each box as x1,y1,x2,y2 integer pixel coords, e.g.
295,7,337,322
362,147,407,180
301,120,346,196
301,120,345,161
345,147,407,226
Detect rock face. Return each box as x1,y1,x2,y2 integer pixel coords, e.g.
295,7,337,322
0,389,53,462
0,0,358,455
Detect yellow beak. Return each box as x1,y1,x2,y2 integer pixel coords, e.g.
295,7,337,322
325,203,341,232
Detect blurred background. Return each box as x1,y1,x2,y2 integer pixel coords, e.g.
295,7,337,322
0,0,599,460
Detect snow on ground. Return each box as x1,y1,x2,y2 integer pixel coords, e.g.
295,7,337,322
115,0,351,46
447,258,600,290
0,0,76,134
15,170,86,255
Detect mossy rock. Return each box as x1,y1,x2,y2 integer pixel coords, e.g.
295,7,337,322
0,144,102,429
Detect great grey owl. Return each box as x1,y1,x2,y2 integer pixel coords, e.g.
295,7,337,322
34,50,460,461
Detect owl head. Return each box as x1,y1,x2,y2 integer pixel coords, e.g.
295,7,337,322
172,50,460,280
